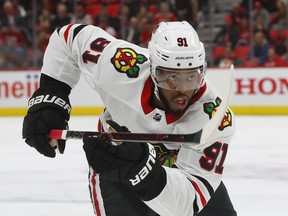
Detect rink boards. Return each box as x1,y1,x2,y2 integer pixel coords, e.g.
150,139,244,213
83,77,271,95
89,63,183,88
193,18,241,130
0,68,287,116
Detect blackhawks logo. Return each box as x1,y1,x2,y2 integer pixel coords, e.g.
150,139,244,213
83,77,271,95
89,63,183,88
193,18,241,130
111,48,147,78
203,97,232,131
152,144,178,168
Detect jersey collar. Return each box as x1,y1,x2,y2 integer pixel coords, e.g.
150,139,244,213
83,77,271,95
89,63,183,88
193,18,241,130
141,77,206,124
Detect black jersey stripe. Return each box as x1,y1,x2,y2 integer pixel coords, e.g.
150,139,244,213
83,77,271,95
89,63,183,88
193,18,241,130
72,25,87,42
56,28,61,35
193,197,199,215
173,165,214,199
192,175,214,197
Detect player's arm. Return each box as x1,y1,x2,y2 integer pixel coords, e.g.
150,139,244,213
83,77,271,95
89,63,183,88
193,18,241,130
22,24,115,157
41,24,117,89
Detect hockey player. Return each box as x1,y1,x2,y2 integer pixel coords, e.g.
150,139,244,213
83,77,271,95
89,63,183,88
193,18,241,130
22,21,237,215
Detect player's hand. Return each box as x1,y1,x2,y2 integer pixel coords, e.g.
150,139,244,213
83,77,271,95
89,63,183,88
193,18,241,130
22,74,71,158
22,108,68,157
83,121,166,200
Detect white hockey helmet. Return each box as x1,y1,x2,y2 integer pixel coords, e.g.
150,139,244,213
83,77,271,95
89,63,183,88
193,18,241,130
148,21,206,93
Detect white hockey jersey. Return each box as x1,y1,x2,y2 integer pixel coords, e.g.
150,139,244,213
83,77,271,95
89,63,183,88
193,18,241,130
42,24,235,216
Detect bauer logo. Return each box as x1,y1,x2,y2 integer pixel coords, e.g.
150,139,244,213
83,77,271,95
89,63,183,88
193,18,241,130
111,48,147,78
129,143,156,186
28,95,71,114
0,73,39,99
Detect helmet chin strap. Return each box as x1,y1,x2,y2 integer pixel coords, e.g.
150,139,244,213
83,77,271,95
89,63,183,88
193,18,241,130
153,83,161,100
150,71,161,100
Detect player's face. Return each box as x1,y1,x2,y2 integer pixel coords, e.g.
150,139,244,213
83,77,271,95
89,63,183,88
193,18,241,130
153,67,201,113
158,87,195,114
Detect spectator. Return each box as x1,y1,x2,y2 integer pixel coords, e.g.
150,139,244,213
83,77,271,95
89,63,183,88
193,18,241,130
249,31,270,65
251,1,270,29
270,0,288,30
40,0,57,14
136,4,149,23
0,0,26,28
214,15,238,49
25,46,43,69
257,0,278,13
152,1,177,26
118,4,131,39
139,18,153,48
230,2,247,27
0,51,12,69
35,20,52,53
264,47,286,67
37,8,54,33
237,17,250,46
218,44,235,68
0,27,26,46
174,0,199,26
97,16,117,37
0,28,27,68
11,0,27,17
123,16,140,44
70,2,93,25
274,37,288,57
95,5,110,28
50,2,71,31
253,18,269,40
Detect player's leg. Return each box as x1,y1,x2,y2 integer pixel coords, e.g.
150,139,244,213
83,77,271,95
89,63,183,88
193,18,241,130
88,168,159,216
197,181,237,216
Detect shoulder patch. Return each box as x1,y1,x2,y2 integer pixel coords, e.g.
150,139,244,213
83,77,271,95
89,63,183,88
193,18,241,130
219,108,233,131
110,48,147,78
203,97,232,131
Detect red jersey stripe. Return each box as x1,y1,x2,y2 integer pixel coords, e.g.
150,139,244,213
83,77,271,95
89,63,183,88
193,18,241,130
91,171,102,216
64,24,74,44
191,180,207,207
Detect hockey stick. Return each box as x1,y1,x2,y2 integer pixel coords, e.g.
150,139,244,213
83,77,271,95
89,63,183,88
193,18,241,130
49,65,234,145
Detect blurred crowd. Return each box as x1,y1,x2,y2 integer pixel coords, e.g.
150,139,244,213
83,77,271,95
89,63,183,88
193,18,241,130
213,0,288,68
0,0,287,69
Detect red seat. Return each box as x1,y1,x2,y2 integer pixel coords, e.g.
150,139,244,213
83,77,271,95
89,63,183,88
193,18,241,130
106,3,120,17
234,46,250,61
83,0,101,4
86,4,101,16
269,14,276,23
269,29,279,43
280,30,288,41
243,60,259,67
213,46,225,60
102,0,119,3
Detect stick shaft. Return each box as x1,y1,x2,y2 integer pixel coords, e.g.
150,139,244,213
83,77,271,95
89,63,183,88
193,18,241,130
48,129,202,144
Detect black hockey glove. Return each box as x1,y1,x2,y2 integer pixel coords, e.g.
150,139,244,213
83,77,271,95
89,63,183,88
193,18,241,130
22,74,71,158
83,120,167,201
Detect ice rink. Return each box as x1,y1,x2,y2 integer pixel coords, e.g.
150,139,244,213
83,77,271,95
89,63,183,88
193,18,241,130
0,115,287,216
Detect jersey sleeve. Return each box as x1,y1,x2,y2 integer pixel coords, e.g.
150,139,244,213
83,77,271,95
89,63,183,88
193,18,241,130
41,24,117,89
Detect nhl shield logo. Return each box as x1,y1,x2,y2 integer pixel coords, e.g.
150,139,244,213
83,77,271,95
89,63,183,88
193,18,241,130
153,113,162,122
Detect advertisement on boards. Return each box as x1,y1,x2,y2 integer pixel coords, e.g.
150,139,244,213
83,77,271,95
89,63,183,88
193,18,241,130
0,68,287,115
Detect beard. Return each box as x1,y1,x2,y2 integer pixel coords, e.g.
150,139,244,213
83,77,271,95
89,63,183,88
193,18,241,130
157,88,191,115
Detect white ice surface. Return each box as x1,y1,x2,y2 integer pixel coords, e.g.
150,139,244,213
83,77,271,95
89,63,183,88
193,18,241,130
0,115,287,216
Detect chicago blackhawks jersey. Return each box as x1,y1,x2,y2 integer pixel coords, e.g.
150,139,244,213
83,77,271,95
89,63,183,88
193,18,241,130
42,24,235,216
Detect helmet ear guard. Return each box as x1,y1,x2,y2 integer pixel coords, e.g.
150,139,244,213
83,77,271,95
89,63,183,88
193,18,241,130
148,21,207,94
